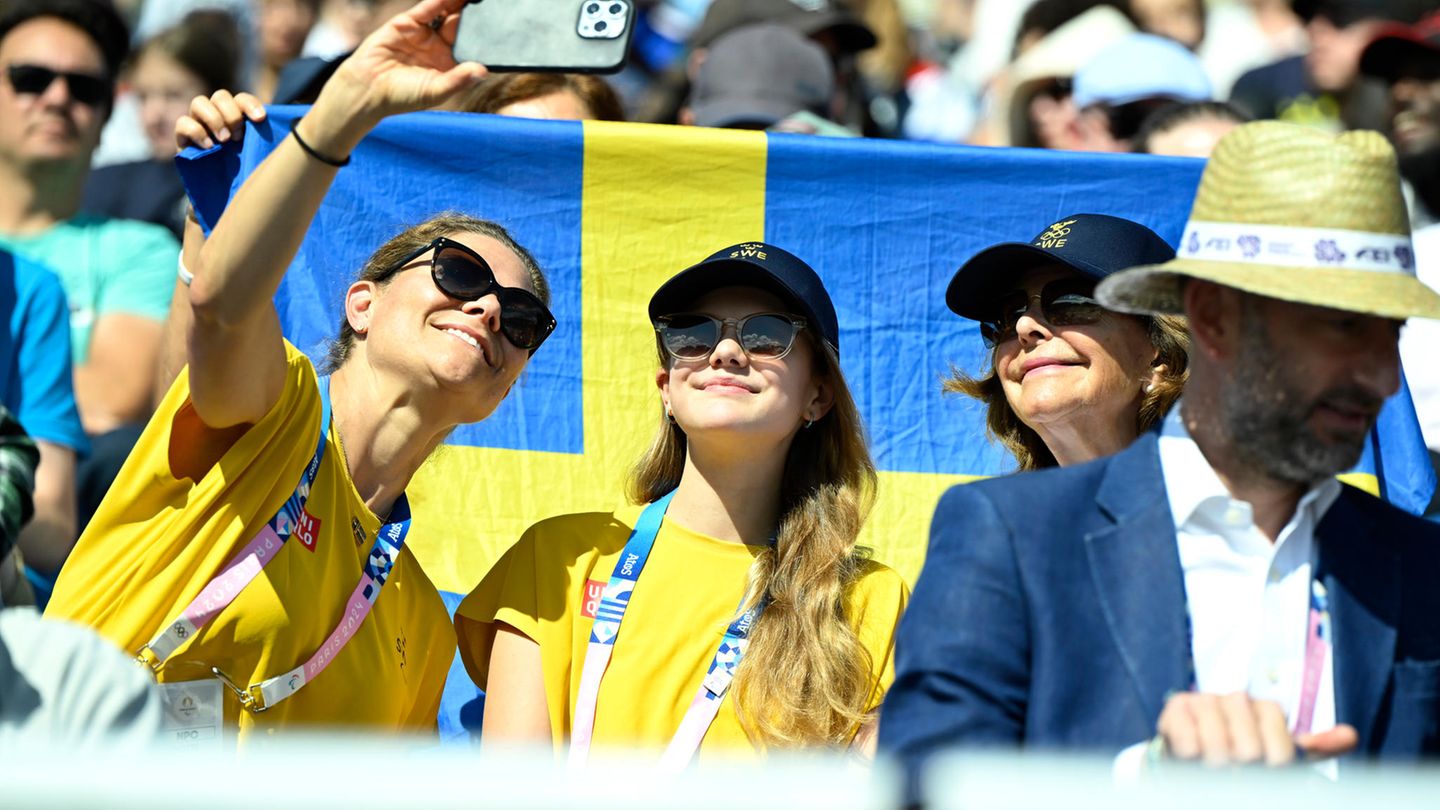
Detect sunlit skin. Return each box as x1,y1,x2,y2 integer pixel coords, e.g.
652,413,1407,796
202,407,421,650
351,231,537,427
658,286,831,463
131,48,208,160
994,265,1163,465
1145,115,1241,157
0,17,108,168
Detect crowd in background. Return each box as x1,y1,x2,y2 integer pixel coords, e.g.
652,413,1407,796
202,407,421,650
2,0,1440,775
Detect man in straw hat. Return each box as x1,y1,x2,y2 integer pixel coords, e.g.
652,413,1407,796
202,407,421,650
881,121,1440,797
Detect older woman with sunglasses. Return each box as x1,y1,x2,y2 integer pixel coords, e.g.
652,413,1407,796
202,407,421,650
945,214,1188,469
456,243,908,763
46,0,553,738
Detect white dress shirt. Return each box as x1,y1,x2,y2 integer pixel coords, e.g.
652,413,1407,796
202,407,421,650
1159,406,1338,736
1117,407,1340,777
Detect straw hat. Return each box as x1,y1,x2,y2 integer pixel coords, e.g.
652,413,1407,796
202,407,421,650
1096,121,1440,321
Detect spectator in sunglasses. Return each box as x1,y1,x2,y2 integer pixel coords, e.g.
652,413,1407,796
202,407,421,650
457,243,907,761
45,0,552,739
944,213,1188,469
0,0,181,603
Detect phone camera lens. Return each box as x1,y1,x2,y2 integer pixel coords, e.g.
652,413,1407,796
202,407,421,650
608,3,622,12
586,3,599,12
594,19,607,30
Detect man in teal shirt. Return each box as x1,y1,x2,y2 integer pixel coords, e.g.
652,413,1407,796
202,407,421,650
0,0,176,580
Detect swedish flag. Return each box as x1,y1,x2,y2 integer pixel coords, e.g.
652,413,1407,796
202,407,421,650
180,109,1435,591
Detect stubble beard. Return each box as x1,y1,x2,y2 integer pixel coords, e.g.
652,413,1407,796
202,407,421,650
1220,316,1380,486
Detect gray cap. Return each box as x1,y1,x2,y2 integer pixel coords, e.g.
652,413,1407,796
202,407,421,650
691,0,877,54
692,23,835,128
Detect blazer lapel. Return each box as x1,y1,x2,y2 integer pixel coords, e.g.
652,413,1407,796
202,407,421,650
1084,434,1192,723
1317,490,1400,753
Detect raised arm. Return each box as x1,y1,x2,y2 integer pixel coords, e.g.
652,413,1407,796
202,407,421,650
186,0,486,427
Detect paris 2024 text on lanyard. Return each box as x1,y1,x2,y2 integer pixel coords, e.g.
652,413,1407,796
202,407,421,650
136,376,413,737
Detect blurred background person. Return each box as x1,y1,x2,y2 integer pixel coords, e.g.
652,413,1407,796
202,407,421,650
269,0,414,103
944,213,1187,469
301,0,378,59
1359,10,1440,511
0,0,178,595
635,0,881,132
908,0,1135,145
254,0,319,101
995,3,1135,148
1133,99,1250,155
1071,32,1213,152
1130,0,1205,50
682,23,850,134
1230,0,1426,133
0,247,84,608
83,10,240,239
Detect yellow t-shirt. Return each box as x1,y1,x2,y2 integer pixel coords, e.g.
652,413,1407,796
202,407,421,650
46,343,454,739
456,506,909,758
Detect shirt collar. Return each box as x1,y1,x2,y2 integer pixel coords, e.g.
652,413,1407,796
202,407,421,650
1157,402,1341,536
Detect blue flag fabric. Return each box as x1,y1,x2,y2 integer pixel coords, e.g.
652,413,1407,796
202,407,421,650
178,108,1437,739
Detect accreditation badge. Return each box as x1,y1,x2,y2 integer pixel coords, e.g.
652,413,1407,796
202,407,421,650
158,679,223,750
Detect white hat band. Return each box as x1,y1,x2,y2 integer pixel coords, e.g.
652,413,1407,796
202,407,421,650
1179,221,1417,276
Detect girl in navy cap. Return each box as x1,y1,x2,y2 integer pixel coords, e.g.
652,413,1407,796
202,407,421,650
458,242,907,763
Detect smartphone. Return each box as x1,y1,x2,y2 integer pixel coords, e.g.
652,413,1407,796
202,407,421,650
452,0,634,74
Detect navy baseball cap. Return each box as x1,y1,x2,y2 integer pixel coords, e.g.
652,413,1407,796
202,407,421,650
945,213,1176,320
649,241,841,355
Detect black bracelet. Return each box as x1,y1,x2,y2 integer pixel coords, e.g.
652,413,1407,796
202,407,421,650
291,121,350,167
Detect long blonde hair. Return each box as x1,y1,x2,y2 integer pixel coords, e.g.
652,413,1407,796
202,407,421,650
626,333,879,748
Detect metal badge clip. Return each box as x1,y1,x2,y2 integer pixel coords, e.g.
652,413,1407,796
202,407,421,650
211,666,269,713
135,645,163,672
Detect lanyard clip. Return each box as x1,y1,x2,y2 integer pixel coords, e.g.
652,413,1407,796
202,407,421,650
135,645,163,672
212,666,269,713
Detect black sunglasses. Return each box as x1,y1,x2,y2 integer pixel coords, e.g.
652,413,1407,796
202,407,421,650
5,64,111,107
979,278,1104,348
655,312,807,361
389,236,556,352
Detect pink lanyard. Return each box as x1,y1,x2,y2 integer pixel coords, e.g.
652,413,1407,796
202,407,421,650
1182,574,1330,735
137,378,413,712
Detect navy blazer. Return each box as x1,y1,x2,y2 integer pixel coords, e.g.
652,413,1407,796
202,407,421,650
879,432,1440,790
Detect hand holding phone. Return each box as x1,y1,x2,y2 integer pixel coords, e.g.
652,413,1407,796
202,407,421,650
452,0,635,74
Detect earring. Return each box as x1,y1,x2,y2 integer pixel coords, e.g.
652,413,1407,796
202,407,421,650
1144,383,1156,394
804,418,815,429
666,407,675,424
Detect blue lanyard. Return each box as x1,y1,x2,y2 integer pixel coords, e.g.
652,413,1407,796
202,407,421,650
1181,573,1329,734
571,492,767,768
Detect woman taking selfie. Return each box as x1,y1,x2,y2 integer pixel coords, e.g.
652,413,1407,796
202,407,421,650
47,0,554,738
457,244,908,763
945,213,1188,469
